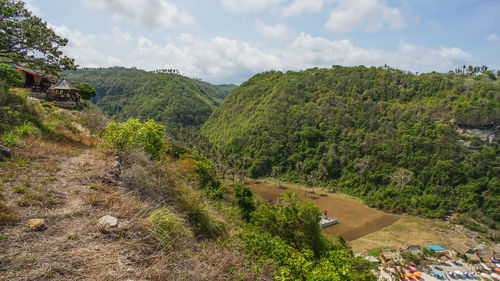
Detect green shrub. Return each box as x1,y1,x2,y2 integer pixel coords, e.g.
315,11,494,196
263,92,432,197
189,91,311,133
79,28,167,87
104,118,166,157
251,191,325,255
233,184,255,221
179,193,227,239
148,207,193,251
0,64,22,88
1,121,42,146
401,251,419,264
239,231,293,262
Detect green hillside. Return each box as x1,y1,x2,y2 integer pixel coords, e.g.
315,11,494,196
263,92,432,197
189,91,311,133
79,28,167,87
202,66,500,227
65,67,226,128
216,84,238,96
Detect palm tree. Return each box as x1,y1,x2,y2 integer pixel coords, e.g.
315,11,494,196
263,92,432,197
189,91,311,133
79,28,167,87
271,166,281,188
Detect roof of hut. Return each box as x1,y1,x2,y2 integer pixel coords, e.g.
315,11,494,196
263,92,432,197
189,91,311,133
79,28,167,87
13,64,43,77
50,78,79,91
406,245,422,255
450,242,472,254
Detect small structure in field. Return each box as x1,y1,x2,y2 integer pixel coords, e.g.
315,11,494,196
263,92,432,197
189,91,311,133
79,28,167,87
405,245,423,255
319,210,339,228
49,78,80,109
379,249,399,264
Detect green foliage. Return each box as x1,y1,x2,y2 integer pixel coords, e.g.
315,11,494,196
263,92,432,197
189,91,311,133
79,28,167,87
277,249,376,281
251,191,326,255
233,184,256,221
178,193,227,239
104,118,166,157
216,83,238,96
0,64,22,88
239,231,377,281
0,0,75,73
401,252,419,264
202,66,500,225
64,67,226,129
73,82,96,100
2,121,41,146
148,207,193,251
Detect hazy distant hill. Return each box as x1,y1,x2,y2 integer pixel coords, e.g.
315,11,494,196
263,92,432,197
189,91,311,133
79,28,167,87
65,67,226,128
203,66,500,226
216,84,238,96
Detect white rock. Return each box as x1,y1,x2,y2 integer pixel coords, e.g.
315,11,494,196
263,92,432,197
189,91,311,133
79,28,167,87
98,215,118,229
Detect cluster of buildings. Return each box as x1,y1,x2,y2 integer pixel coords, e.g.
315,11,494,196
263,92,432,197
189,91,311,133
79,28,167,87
14,65,81,108
378,243,500,270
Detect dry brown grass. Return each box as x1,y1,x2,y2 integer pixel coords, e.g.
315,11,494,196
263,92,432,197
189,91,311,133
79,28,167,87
0,136,266,280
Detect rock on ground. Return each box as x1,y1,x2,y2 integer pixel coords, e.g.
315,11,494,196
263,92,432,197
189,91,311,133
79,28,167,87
27,219,47,231
98,215,118,233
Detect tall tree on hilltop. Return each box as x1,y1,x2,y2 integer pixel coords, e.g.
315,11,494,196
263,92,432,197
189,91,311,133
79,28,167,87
0,0,75,73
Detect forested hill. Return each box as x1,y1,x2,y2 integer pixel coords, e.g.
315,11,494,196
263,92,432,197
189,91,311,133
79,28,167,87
202,66,500,226
216,84,238,96
65,67,226,128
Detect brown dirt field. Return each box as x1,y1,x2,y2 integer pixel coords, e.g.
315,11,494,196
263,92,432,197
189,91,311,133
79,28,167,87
248,180,399,241
248,179,477,254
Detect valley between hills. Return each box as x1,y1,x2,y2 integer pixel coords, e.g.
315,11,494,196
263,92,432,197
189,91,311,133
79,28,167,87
1,1,499,279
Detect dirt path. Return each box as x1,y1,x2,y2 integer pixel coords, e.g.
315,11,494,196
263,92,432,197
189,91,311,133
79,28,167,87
0,140,158,280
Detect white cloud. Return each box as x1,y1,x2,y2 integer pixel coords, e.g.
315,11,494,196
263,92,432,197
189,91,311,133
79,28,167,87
255,19,292,41
282,0,325,17
487,33,498,42
50,24,474,84
23,0,42,16
121,32,473,83
325,0,405,33
82,0,195,30
220,0,286,13
49,24,122,68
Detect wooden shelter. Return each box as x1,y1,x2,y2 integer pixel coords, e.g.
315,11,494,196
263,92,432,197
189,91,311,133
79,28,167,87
50,78,80,102
379,249,399,264
15,65,43,88
449,242,474,258
14,65,53,90
406,245,423,255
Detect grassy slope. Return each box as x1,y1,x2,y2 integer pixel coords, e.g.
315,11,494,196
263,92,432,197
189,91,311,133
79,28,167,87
64,67,226,128
0,89,265,280
202,66,500,229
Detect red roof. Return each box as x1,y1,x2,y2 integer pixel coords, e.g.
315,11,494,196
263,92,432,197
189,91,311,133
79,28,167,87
16,67,41,77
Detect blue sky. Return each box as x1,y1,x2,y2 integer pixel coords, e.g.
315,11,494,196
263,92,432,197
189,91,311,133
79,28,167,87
25,0,500,84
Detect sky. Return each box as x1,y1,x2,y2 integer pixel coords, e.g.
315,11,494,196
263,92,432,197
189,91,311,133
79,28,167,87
25,0,500,84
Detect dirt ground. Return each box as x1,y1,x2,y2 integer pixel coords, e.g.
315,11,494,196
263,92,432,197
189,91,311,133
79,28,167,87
248,179,477,254
0,137,271,281
249,180,398,241
0,139,154,280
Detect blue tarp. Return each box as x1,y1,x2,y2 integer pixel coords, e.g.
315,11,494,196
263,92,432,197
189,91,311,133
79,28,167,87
426,245,447,251
433,270,443,275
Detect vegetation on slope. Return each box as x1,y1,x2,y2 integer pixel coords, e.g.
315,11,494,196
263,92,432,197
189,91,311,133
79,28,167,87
65,67,226,128
101,118,377,280
202,66,500,230
216,83,238,96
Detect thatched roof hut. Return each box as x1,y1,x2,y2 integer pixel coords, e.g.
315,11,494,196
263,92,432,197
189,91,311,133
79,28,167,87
466,253,481,264
406,245,422,255
50,78,79,91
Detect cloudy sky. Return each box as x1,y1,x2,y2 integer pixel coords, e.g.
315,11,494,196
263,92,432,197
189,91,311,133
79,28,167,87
26,0,500,84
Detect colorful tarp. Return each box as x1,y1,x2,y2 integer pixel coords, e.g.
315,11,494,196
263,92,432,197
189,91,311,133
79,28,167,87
426,245,447,251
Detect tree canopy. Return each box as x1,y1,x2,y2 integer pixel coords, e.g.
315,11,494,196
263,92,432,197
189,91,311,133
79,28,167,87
0,0,75,73
64,67,226,129
74,82,96,100
202,66,500,229
0,63,22,88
